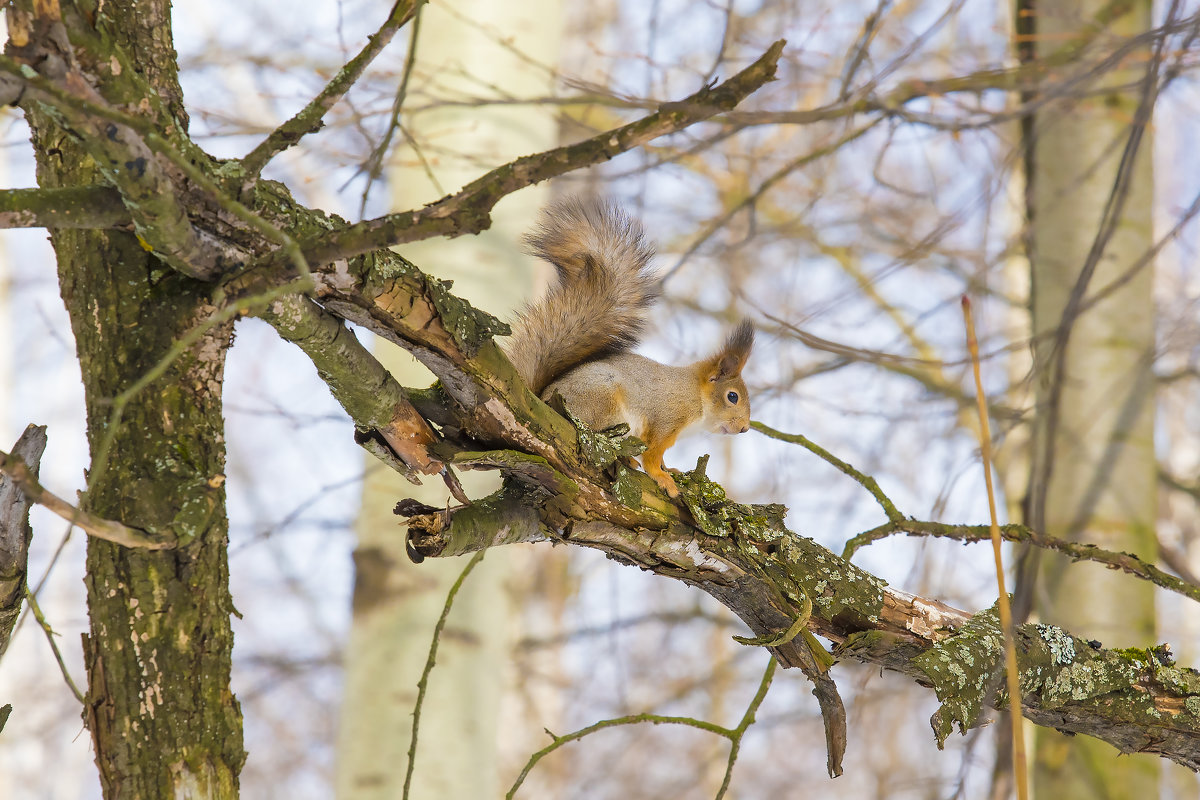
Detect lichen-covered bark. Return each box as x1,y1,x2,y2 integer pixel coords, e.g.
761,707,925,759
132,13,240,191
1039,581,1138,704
23,1,244,796
914,605,1200,770
402,463,1200,771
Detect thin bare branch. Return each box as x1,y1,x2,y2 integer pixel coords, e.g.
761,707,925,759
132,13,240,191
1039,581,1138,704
241,0,422,176
844,519,1200,605
402,549,486,800
0,446,172,551
301,39,787,265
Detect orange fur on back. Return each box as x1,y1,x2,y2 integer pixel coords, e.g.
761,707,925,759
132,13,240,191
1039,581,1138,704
506,197,659,395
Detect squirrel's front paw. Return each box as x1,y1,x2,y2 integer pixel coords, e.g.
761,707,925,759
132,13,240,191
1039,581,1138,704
652,471,680,498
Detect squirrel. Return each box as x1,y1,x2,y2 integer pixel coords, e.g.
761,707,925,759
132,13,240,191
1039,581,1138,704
505,197,754,498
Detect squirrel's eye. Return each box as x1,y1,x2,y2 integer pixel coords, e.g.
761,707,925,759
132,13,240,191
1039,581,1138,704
726,391,739,404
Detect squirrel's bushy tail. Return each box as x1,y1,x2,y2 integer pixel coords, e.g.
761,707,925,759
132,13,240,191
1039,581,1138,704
507,197,659,395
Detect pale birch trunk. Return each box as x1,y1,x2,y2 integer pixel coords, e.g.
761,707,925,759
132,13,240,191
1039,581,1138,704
335,3,562,798
1025,0,1159,795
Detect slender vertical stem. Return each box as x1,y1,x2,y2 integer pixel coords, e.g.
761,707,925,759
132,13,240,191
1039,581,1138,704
962,295,1029,800
402,549,486,800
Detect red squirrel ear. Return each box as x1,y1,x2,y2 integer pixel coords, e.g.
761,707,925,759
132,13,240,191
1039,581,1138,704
714,320,754,379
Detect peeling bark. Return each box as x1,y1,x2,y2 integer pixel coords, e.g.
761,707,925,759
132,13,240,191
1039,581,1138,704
0,425,46,657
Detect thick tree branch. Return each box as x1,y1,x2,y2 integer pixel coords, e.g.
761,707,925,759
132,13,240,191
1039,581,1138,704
254,292,443,479
0,186,128,229
400,473,1200,771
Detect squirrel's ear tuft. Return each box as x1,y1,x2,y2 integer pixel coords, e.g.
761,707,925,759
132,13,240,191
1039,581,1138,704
715,319,754,378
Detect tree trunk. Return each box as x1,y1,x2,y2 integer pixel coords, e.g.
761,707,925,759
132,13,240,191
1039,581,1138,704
25,1,244,796
1024,0,1158,794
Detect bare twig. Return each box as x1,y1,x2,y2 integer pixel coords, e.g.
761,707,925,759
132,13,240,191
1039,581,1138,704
505,656,777,800
661,120,881,282
356,0,426,214
842,519,1200,605
0,446,171,551
242,0,423,176
23,587,85,703
402,549,486,800
715,658,777,800
752,421,904,523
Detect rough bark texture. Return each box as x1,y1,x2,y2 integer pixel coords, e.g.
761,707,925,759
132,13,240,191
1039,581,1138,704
22,1,244,796
1024,0,1160,793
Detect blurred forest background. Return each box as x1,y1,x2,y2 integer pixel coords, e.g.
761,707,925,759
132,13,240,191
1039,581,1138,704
1,0,1199,798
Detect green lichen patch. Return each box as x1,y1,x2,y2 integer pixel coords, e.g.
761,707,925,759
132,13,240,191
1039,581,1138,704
677,457,742,538
735,503,788,539
610,463,644,509
168,484,220,548
1152,662,1200,696
565,409,643,471
913,603,1004,747
677,455,886,624
426,275,510,356
677,455,726,504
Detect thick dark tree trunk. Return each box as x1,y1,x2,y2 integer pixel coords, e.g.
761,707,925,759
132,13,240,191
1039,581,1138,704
25,1,244,796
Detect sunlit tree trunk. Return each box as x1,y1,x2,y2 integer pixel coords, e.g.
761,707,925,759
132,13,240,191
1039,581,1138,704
335,2,562,798
23,2,244,796
1022,0,1158,795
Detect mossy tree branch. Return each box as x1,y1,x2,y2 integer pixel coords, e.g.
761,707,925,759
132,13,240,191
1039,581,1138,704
399,461,1200,771
254,292,442,479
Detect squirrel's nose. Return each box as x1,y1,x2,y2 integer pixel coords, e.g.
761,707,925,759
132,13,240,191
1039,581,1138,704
739,423,749,434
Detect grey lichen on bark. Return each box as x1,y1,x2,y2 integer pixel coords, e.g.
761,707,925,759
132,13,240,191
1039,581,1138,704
913,603,1200,769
